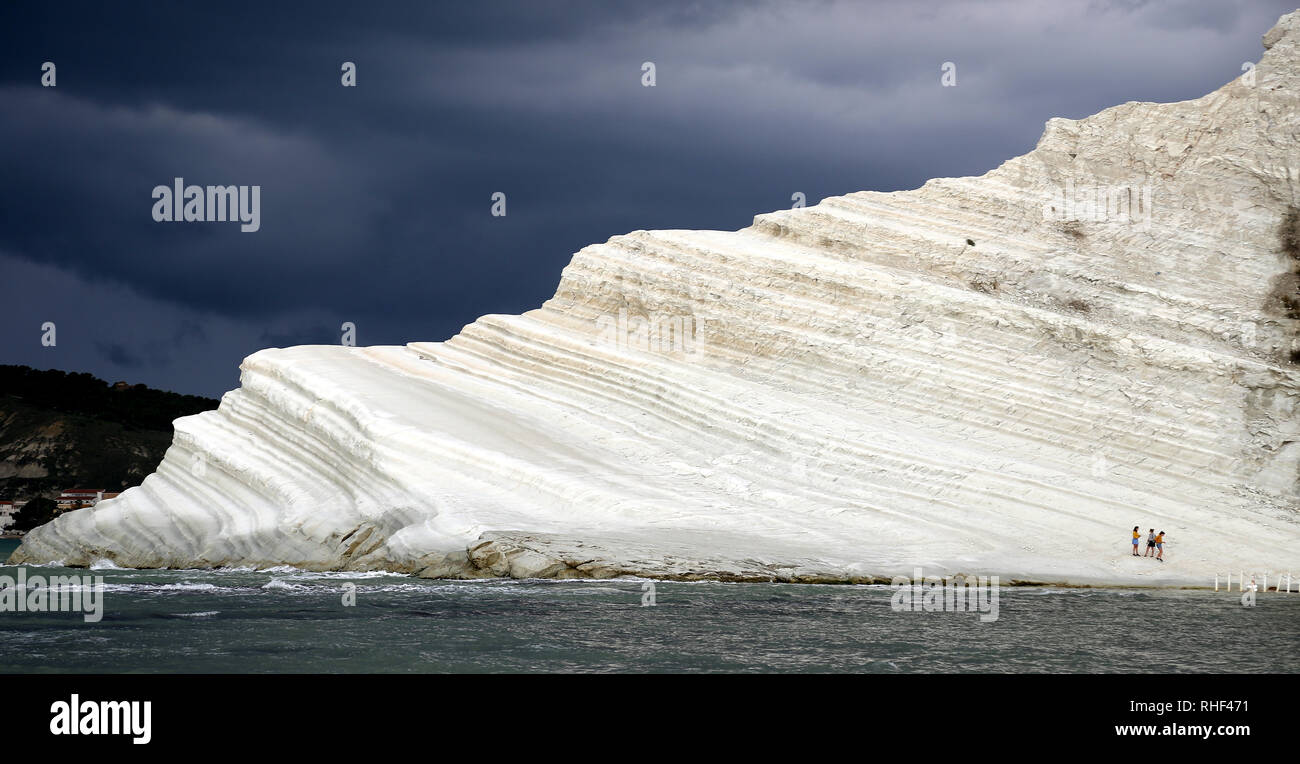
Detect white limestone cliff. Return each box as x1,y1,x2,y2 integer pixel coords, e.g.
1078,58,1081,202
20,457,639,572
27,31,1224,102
14,11,1300,586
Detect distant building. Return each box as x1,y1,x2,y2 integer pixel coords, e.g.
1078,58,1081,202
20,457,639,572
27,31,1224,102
0,501,17,531
57,488,107,510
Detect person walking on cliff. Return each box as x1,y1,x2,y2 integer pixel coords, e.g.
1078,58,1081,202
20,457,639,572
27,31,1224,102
1144,529,1156,557
1131,526,1141,556
1155,531,1165,562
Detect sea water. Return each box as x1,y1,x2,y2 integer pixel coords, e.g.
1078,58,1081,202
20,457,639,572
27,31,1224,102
2,538,1295,673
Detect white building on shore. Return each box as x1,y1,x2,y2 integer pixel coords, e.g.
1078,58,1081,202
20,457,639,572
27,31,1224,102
56,489,110,511
0,500,24,532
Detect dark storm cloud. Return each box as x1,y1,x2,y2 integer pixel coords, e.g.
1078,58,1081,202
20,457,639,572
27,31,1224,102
94,341,144,369
258,325,336,349
0,0,1294,396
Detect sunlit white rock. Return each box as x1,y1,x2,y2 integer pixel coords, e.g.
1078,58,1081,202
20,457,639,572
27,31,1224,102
15,12,1300,586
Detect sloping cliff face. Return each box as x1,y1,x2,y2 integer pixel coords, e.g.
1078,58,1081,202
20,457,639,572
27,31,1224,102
15,12,1300,585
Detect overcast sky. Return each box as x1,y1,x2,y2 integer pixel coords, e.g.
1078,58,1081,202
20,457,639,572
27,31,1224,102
1,0,1294,397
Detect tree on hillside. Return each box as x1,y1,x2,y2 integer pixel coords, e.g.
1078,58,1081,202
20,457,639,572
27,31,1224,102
9,497,60,533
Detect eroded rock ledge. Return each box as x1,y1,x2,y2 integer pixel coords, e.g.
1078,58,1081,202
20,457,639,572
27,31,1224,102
13,11,1300,588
